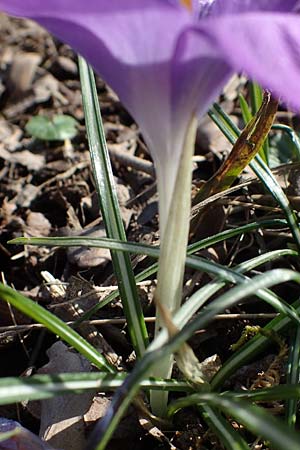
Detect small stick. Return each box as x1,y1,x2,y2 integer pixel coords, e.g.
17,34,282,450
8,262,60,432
0,313,278,333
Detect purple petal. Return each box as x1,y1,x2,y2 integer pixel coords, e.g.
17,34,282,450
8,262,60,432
0,0,232,213
1,1,300,215
197,12,300,111
196,0,300,17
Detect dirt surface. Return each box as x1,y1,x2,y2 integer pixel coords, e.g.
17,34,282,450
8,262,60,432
0,13,300,450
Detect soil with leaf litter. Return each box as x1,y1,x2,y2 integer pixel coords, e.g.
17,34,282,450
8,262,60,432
1,14,300,450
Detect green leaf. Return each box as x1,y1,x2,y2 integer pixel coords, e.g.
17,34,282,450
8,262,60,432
271,124,300,161
10,219,287,321
0,283,113,373
10,236,299,327
0,373,192,405
201,405,250,450
286,326,300,427
168,393,300,450
249,81,264,115
151,248,297,354
26,115,78,141
88,269,300,450
78,57,148,357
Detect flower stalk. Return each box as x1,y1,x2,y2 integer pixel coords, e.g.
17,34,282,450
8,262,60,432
150,115,198,416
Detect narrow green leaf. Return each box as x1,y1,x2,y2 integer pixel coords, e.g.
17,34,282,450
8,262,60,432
0,373,192,405
88,269,300,450
201,405,250,450
228,384,300,402
71,221,291,325
168,393,300,450
251,156,300,250
239,93,252,122
9,219,288,259
286,326,300,427
250,81,264,115
11,236,299,386
272,124,300,158
78,57,148,357
10,219,288,325
150,248,297,353
10,234,299,325
0,283,114,373
209,102,239,142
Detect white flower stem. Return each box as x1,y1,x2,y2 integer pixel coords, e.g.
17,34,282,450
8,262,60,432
150,115,198,416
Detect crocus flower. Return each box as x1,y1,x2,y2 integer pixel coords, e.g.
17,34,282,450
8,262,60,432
2,0,300,234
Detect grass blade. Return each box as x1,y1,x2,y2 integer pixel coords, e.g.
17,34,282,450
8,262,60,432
0,373,192,405
11,236,299,327
229,384,300,402
272,124,300,157
0,283,114,373
201,405,250,450
10,219,288,258
249,81,264,115
78,57,148,357
87,269,300,450
251,155,300,250
150,248,297,352
57,220,292,323
286,325,300,427
167,393,300,450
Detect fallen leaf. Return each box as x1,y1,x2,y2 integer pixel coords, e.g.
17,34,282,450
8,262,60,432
37,341,94,450
0,121,22,152
0,148,45,171
25,212,51,237
66,225,111,268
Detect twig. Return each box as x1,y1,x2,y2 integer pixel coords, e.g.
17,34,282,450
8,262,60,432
0,313,278,334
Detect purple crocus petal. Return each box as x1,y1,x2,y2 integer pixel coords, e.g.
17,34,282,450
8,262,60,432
197,12,300,111
0,0,233,219
196,0,300,17
1,1,300,219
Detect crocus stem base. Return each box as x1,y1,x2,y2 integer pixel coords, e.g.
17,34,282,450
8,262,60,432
150,115,198,416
